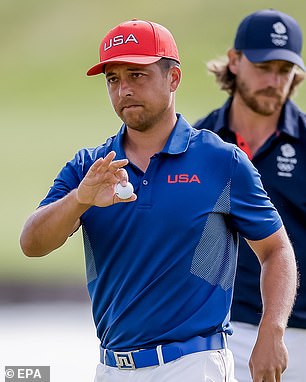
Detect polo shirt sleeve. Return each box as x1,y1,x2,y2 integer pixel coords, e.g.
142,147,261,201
38,151,85,208
229,147,283,240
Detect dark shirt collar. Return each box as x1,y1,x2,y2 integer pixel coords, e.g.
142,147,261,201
214,97,301,139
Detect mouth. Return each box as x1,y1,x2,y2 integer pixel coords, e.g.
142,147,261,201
121,105,142,112
256,89,281,99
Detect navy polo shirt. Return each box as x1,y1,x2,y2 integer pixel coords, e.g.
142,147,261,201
194,99,306,329
40,114,282,350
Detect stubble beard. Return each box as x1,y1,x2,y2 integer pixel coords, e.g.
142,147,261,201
118,104,169,132
236,77,284,116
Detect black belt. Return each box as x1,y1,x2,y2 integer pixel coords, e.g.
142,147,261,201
100,333,226,369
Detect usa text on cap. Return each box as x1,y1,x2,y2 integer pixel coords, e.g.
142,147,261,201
87,19,180,76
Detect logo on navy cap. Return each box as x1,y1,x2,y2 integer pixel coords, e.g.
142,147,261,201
271,22,288,47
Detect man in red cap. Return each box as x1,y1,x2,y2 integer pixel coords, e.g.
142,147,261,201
20,19,297,382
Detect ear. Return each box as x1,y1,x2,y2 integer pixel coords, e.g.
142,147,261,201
227,48,241,75
169,66,181,92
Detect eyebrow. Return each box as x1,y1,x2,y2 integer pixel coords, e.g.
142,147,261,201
105,66,150,78
105,72,115,79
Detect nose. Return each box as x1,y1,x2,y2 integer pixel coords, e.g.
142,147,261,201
118,79,133,98
266,70,282,88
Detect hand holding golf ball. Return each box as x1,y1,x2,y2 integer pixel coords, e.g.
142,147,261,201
115,181,134,200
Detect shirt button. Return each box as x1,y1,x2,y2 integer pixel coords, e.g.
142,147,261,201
142,180,148,185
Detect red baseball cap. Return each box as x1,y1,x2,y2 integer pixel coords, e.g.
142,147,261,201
87,19,180,76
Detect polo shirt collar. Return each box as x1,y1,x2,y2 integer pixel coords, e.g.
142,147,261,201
214,97,300,139
161,114,192,154
112,113,192,157
213,98,232,134
281,100,301,139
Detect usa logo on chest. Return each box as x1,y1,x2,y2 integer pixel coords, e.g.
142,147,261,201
167,174,201,183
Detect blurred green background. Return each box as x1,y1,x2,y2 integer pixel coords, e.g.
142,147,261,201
2,0,306,292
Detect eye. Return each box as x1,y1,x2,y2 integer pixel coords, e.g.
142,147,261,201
255,64,269,71
131,72,144,79
280,66,293,74
106,76,118,84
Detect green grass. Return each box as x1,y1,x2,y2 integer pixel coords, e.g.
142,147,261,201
2,0,306,283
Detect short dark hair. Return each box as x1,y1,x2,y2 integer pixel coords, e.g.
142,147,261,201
157,58,180,74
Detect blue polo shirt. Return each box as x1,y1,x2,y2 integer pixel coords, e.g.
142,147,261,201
194,99,306,329
40,114,282,350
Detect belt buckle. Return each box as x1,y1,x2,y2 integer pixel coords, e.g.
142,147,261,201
114,351,136,370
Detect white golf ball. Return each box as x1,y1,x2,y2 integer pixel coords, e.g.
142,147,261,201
115,182,134,199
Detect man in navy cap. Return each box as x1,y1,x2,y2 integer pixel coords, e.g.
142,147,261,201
194,9,306,382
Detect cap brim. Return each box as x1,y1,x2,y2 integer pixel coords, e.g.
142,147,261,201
87,55,162,76
243,49,305,71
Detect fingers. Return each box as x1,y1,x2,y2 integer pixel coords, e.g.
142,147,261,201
250,362,284,382
93,151,135,201
89,151,116,172
77,150,136,208
113,193,137,204
90,151,129,176
104,151,129,171
114,168,128,185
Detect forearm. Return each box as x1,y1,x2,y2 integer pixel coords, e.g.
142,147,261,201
247,228,297,332
20,189,90,257
259,244,297,332
246,228,297,380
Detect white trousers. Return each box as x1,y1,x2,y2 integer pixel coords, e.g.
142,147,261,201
228,321,306,382
94,348,237,382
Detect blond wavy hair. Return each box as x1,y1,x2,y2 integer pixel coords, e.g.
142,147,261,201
207,51,305,98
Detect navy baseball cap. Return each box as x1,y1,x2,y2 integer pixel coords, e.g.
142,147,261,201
234,9,305,71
